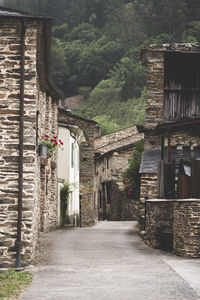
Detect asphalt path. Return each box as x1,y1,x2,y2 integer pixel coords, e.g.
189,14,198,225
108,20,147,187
19,221,200,300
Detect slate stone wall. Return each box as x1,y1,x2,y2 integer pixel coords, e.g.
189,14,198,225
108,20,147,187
144,199,200,257
0,18,58,268
139,173,157,230
144,51,165,132
145,200,174,248
174,200,200,257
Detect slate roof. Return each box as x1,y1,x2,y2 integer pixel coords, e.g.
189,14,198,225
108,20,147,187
140,147,200,174
95,126,143,155
0,7,49,19
58,108,98,124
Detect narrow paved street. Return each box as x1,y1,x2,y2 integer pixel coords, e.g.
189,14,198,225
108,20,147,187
20,222,200,300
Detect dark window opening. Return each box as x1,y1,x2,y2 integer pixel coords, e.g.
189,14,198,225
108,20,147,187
164,52,200,120
99,191,102,208
106,156,109,169
106,183,111,204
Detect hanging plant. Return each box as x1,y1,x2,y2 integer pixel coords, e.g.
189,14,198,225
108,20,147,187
40,134,63,157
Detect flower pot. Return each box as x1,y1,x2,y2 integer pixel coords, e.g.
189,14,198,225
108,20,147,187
39,144,48,157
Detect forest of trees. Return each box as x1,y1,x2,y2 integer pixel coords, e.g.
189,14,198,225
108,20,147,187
3,0,200,134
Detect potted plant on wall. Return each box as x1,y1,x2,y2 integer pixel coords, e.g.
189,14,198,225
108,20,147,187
39,134,63,157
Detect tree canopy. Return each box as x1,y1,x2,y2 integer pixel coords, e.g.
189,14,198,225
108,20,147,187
4,0,200,134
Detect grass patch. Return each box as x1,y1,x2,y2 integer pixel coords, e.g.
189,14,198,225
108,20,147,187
0,269,32,299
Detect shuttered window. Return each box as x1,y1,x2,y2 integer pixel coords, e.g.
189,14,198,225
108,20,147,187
164,52,200,120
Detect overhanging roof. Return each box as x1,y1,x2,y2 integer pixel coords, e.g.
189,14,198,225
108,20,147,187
141,43,200,60
58,108,98,124
155,118,200,134
0,7,50,19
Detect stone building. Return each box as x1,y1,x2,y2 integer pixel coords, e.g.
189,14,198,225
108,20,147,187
0,8,62,268
140,43,200,257
95,126,143,221
58,108,100,226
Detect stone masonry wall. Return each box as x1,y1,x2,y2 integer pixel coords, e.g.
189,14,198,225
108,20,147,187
144,51,164,131
139,173,157,231
145,200,174,248
0,18,58,268
38,94,58,234
144,199,200,258
140,173,157,201
174,200,200,258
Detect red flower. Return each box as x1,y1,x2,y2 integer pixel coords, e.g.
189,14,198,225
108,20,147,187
45,134,49,138
53,136,58,139
54,140,58,145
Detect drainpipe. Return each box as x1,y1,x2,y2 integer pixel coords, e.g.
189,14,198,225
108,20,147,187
16,19,26,269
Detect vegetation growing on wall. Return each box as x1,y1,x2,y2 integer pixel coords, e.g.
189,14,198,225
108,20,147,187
123,139,144,200
60,183,70,226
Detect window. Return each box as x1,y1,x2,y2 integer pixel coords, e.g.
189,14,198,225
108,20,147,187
164,52,200,120
106,184,111,204
99,191,102,208
106,156,109,169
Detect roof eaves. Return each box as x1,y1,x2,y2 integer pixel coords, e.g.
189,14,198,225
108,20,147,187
0,6,52,19
97,139,143,160
155,118,200,134
58,108,98,124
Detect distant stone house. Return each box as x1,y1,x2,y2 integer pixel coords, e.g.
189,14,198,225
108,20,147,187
95,126,143,221
58,108,100,226
0,8,63,268
140,44,200,257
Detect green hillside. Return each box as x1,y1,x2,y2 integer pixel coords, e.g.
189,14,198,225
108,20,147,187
4,0,200,133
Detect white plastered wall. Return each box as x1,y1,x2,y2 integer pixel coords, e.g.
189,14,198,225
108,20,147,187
57,126,80,226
